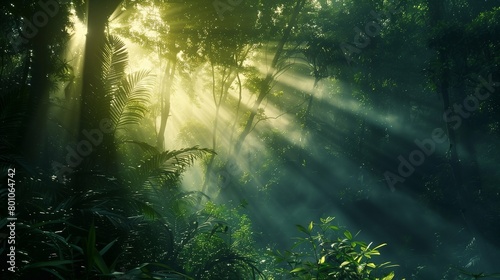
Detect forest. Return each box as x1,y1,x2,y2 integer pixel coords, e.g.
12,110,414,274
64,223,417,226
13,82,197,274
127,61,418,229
1,0,500,279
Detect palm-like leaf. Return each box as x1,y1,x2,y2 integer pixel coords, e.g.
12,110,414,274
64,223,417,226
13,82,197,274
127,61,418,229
122,140,160,157
98,35,154,133
84,35,128,126
110,70,154,131
128,145,214,187
100,35,128,96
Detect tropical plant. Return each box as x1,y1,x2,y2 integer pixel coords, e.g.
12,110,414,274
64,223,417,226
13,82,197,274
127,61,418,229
104,200,265,279
271,217,398,280
1,32,268,280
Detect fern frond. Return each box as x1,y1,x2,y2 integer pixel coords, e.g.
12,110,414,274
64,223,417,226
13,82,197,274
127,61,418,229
122,140,160,156
100,35,128,97
110,70,155,131
129,146,214,187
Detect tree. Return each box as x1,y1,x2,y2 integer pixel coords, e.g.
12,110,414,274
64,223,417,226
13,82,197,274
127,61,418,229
233,0,307,155
0,0,72,165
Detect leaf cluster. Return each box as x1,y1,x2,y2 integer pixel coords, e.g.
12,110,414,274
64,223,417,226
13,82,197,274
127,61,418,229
270,217,399,280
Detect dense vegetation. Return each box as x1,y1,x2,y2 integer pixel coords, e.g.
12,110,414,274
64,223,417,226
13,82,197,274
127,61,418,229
1,0,499,279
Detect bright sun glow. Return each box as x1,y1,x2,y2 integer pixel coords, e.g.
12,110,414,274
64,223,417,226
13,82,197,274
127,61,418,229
68,9,87,42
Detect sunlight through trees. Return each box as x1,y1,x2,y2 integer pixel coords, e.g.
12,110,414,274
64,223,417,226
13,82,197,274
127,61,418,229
1,0,500,279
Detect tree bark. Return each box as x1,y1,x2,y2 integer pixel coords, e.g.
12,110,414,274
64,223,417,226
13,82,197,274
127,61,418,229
80,0,122,130
77,0,122,177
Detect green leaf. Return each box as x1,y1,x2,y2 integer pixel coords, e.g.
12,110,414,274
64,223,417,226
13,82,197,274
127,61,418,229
320,216,334,224
319,255,326,264
382,271,395,280
308,221,314,231
93,247,110,274
111,70,154,130
99,239,117,257
344,230,352,240
329,225,339,231
373,243,387,250
86,222,96,269
291,267,306,273
128,146,213,187
122,140,160,156
340,261,350,267
296,224,309,234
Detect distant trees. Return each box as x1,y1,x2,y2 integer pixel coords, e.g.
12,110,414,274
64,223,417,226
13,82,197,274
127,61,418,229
1,0,500,278
233,0,307,155
0,0,71,166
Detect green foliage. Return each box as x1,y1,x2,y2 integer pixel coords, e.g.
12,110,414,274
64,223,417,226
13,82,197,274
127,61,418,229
110,70,154,131
271,217,398,280
121,141,214,188
98,35,155,134
4,135,257,280
3,1,500,279
173,202,263,279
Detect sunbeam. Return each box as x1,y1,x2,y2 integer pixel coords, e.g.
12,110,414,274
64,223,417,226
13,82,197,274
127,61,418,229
3,0,499,279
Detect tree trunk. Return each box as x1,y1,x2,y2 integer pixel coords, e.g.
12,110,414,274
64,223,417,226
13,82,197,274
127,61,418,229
229,72,243,153
202,63,236,194
426,0,472,232
440,56,462,190
233,0,306,155
426,0,462,190
75,0,122,178
80,1,121,129
156,56,177,150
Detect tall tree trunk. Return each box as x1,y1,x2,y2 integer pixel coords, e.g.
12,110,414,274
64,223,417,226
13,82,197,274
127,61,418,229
202,63,236,194
228,47,252,154
303,76,320,126
301,76,321,137
297,75,321,152
426,0,473,232
76,0,122,179
440,55,462,190
156,56,177,150
228,72,243,153
426,0,462,190
80,0,121,130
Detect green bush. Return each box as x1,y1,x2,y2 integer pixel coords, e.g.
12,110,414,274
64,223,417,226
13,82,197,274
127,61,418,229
270,217,399,280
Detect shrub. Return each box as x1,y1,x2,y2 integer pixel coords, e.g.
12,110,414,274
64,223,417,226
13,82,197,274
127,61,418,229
270,217,398,280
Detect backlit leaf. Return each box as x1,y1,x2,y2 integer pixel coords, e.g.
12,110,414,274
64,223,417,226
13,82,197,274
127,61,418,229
344,230,352,240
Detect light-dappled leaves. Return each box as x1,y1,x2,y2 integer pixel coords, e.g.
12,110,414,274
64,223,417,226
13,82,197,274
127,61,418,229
273,216,398,280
